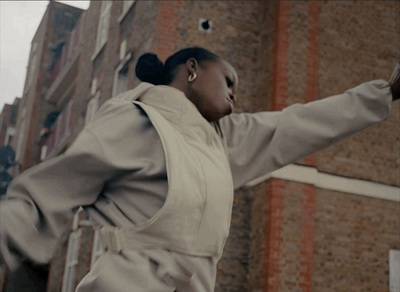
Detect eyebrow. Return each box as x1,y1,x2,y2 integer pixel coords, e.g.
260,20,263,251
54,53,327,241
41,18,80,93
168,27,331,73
228,72,238,86
220,61,238,84
224,69,235,82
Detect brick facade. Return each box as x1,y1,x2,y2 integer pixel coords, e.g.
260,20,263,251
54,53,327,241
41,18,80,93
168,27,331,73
313,188,399,292
243,1,399,292
12,2,83,172
248,179,399,292
3,1,399,292
315,1,400,186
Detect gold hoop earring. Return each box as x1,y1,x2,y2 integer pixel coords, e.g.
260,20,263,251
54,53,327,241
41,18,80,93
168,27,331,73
188,72,197,82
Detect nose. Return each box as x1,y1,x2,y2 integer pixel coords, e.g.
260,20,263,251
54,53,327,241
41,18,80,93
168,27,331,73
228,87,236,103
229,94,236,104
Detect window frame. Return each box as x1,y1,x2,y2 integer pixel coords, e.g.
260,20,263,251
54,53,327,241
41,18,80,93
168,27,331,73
389,249,400,292
61,228,82,292
118,0,135,23
90,229,105,268
92,1,112,60
85,91,100,126
112,52,132,98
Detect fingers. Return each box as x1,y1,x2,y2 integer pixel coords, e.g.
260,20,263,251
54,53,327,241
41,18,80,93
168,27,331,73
389,59,400,101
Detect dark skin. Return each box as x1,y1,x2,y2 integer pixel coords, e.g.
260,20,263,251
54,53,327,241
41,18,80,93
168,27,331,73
389,60,400,101
170,58,239,122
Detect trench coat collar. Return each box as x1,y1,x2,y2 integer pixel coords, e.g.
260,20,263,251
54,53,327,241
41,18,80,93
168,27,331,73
128,82,220,145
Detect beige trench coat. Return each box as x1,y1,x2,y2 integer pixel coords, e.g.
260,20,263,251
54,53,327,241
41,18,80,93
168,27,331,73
0,80,392,291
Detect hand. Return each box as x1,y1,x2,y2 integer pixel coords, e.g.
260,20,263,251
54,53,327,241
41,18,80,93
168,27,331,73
389,59,400,101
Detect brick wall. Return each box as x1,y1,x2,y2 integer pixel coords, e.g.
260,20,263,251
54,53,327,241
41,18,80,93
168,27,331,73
15,2,83,170
315,1,400,186
70,3,97,141
313,188,400,292
70,1,160,142
121,1,158,89
46,214,94,292
47,230,69,292
249,180,400,292
175,1,276,113
245,1,399,291
153,1,182,62
14,6,49,172
215,188,252,292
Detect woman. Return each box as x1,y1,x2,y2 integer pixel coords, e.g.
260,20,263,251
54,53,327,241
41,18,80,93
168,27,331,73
1,48,399,291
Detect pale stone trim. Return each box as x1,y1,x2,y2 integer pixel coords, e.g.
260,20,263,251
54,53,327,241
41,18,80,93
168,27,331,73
245,164,400,202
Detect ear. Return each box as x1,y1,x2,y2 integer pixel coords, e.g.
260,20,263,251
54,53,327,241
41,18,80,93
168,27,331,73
185,58,198,75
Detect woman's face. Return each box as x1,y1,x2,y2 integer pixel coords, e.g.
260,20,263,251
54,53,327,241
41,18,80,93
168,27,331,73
186,59,238,122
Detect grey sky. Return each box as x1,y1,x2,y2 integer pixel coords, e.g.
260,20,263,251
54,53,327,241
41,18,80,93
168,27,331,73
0,1,90,112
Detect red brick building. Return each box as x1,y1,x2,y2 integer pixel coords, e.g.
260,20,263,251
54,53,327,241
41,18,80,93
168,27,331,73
0,98,20,197
11,1,83,173
3,1,400,292
0,99,20,147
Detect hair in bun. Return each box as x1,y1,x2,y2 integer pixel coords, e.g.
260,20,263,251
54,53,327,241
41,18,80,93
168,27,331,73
135,48,220,86
135,53,165,85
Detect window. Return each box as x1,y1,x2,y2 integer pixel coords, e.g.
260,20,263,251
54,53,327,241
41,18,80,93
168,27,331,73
119,0,135,22
25,53,37,93
61,229,82,292
4,127,16,146
90,229,105,268
24,42,38,93
93,1,112,58
390,250,400,292
123,0,135,13
15,118,27,161
112,52,132,98
40,145,47,161
85,92,100,126
119,39,127,61
91,78,98,96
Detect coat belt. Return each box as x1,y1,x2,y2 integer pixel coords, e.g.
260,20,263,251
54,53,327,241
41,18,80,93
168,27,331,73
99,226,124,253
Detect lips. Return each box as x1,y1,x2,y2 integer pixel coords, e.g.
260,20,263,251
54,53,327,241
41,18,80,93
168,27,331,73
226,97,234,111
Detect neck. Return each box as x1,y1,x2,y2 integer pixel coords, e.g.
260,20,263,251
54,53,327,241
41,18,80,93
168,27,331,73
168,64,191,99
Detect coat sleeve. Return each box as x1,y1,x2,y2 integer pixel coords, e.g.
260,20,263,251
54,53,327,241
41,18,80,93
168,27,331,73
220,80,393,189
0,109,127,271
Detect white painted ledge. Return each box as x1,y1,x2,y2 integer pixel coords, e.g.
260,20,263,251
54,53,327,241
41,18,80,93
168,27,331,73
245,164,400,202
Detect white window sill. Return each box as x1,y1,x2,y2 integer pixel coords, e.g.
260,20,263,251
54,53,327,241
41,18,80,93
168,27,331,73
91,42,106,62
118,2,136,23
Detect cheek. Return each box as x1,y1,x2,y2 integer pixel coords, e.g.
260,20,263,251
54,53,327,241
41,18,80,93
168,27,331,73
191,75,229,119
196,81,220,105
214,85,229,106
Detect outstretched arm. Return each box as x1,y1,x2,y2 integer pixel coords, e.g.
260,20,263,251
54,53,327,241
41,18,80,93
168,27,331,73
0,98,150,271
220,79,393,189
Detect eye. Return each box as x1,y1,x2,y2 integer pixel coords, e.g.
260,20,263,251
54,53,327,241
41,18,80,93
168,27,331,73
225,77,233,88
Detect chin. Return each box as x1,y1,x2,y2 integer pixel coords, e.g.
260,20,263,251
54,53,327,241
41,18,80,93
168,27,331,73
216,111,231,121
